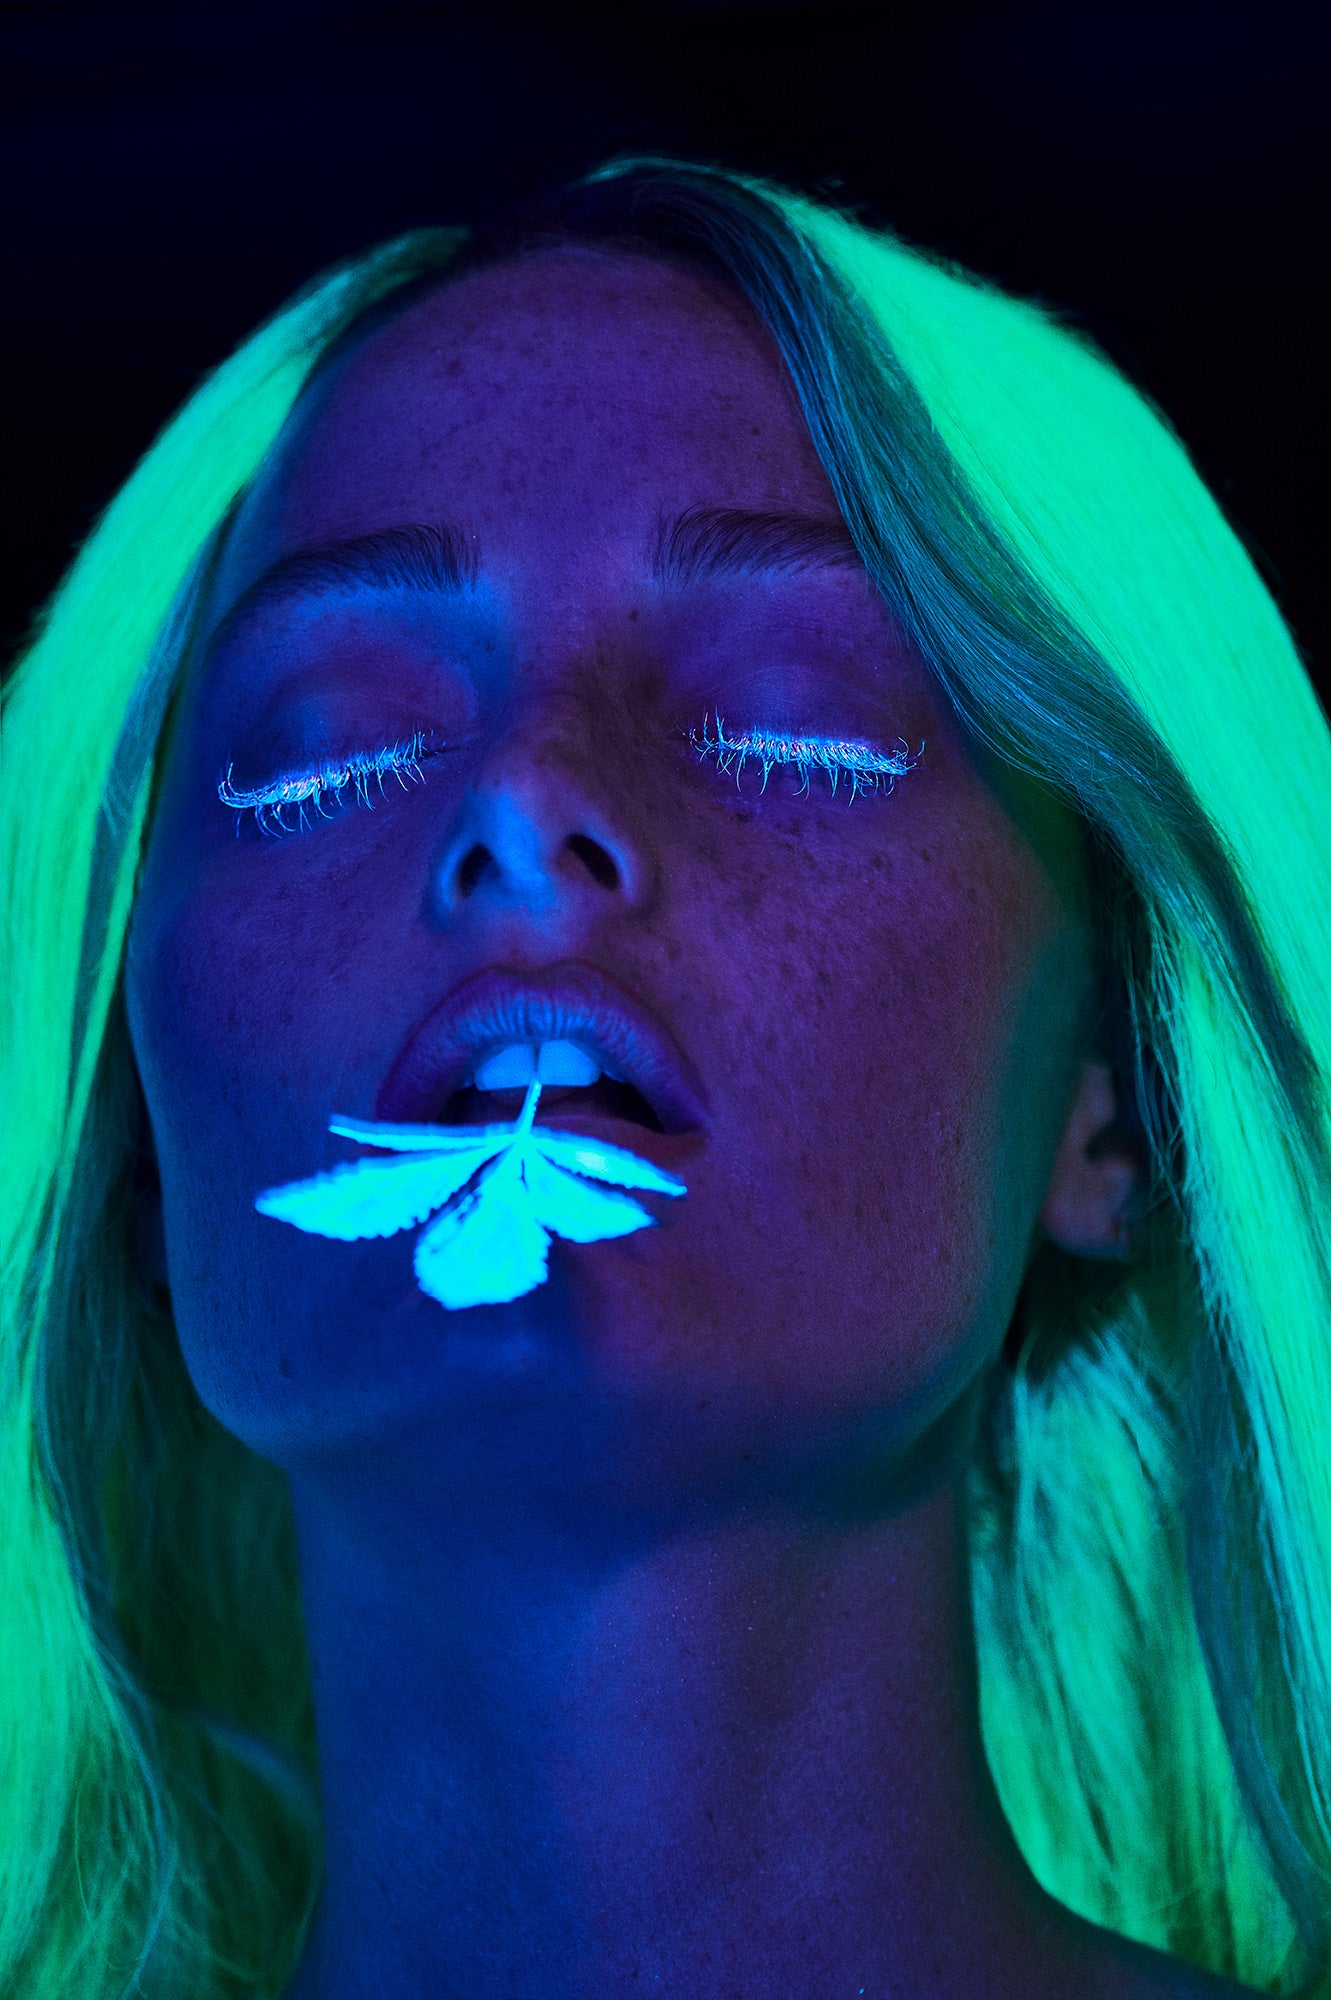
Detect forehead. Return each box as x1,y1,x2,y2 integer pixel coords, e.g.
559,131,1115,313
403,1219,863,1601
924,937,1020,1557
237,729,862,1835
216,249,844,609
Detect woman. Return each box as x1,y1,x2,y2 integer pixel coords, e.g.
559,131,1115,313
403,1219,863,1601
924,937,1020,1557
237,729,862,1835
2,160,1328,1999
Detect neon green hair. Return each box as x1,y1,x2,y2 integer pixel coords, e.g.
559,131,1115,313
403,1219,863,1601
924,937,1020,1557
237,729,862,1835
2,161,1328,1997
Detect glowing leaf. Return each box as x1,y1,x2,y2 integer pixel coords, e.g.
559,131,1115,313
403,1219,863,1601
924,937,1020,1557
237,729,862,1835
414,1160,553,1309
328,1114,519,1154
255,1077,686,1310
520,1150,655,1243
529,1127,687,1196
255,1143,495,1240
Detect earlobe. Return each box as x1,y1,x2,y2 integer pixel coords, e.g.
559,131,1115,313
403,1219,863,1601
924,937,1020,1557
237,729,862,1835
1039,1058,1143,1261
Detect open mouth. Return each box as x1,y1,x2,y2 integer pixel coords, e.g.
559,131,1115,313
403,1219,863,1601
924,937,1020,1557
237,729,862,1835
440,1075,665,1132
372,967,708,1146
437,1039,667,1133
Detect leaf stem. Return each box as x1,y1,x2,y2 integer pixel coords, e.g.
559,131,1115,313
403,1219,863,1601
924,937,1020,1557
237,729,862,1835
513,1076,542,1141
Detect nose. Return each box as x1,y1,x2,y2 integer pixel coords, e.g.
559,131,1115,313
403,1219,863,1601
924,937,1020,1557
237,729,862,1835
429,715,655,931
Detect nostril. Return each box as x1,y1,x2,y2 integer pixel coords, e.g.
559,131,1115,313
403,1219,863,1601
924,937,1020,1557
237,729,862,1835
566,832,620,892
457,843,495,898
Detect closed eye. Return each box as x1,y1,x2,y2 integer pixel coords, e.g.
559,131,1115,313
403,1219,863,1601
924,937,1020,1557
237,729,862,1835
689,712,923,800
217,728,453,836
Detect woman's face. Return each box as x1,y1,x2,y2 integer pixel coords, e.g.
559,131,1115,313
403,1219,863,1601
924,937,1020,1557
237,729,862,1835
125,250,1094,1511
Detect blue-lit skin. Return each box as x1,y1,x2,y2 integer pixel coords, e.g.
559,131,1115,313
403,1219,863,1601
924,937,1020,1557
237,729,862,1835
124,254,1150,1999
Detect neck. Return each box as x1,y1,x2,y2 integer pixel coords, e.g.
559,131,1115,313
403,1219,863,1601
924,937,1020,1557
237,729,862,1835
283,1431,1094,2000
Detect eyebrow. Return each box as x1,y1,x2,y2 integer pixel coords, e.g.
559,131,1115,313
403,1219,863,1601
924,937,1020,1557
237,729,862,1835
212,505,865,643
211,523,478,643
647,505,864,584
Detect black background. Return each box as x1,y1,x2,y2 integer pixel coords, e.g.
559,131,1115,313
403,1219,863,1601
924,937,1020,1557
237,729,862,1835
4,1,1327,712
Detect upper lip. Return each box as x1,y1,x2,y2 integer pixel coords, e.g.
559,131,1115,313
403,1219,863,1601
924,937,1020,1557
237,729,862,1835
373,963,708,1135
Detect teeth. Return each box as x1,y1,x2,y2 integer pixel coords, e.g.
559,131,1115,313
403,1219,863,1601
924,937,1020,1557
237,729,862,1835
537,1040,603,1086
473,1044,537,1091
472,1040,603,1092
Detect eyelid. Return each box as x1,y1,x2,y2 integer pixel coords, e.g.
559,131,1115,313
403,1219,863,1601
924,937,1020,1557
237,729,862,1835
689,712,923,799
217,708,922,839
217,727,450,837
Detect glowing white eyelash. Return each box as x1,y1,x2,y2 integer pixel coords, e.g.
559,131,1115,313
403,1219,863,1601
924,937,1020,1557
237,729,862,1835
689,713,923,799
217,729,437,836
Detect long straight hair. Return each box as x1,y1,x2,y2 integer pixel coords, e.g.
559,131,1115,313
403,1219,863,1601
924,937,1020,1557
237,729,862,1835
2,161,1328,1998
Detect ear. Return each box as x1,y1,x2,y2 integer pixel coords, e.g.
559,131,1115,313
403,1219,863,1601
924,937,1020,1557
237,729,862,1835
1039,1057,1144,1260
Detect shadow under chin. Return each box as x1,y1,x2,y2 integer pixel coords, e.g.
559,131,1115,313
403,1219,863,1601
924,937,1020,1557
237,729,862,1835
796,1381,984,1524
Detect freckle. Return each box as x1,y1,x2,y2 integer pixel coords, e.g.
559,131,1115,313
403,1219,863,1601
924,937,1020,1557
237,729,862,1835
278,1355,291,1378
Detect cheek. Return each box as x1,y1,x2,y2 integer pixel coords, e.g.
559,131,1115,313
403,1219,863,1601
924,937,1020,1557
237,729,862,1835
123,815,430,1438
128,808,408,1107
128,776,447,1163
622,800,1084,1426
